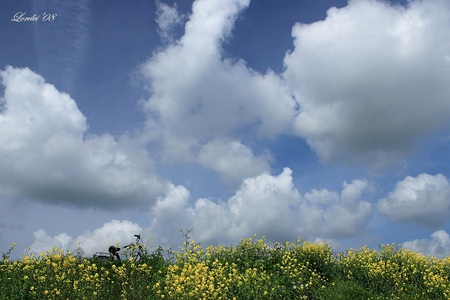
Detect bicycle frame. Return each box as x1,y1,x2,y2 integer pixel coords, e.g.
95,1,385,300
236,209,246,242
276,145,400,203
123,234,143,261
93,234,142,261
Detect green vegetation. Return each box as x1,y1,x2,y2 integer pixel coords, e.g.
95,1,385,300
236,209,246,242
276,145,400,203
1,235,449,299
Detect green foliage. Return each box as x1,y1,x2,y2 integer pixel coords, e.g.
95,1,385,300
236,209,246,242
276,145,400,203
1,237,449,299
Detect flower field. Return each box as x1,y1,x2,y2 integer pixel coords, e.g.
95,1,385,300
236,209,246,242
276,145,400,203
1,236,449,299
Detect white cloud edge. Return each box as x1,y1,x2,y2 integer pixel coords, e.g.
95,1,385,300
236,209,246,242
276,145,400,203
403,230,450,258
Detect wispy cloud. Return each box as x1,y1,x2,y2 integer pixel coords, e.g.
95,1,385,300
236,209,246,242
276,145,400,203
33,0,91,92
155,0,185,45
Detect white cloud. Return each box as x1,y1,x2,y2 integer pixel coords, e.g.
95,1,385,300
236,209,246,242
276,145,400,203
283,0,450,166
23,170,373,255
146,184,194,247
155,1,185,45
27,220,142,256
0,66,166,209
403,230,450,258
12,0,450,260
147,168,372,248
75,220,142,256
140,0,296,163
198,139,271,186
377,173,450,227
299,179,372,238
224,168,301,241
27,229,73,256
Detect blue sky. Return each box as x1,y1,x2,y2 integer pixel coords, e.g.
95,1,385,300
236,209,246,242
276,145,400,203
1,0,450,259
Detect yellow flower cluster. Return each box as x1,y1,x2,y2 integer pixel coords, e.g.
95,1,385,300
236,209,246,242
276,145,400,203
0,245,154,299
1,238,449,299
154,236,333,299
338,243,450,299
162,259,232,299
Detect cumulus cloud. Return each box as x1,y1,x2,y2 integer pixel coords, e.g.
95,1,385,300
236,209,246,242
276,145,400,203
27,220,142,256
0,66,165,209
377,173,450,227
140,0,296,164
74,220,142,256
27,230,73,255
147,168,372,248
198,139,271,186
284,0,450,166
403,230,450,258
13,0,450,259
299,179,372,238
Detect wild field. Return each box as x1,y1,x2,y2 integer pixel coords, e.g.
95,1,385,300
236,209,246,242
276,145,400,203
1,235,449,299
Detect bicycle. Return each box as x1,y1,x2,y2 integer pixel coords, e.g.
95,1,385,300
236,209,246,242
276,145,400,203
93,234,143,261
123,234,144,262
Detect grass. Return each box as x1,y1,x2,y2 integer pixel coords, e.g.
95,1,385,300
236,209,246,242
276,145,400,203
1,235,449,299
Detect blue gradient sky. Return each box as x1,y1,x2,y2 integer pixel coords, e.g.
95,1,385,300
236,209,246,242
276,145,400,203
1,0,450,258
